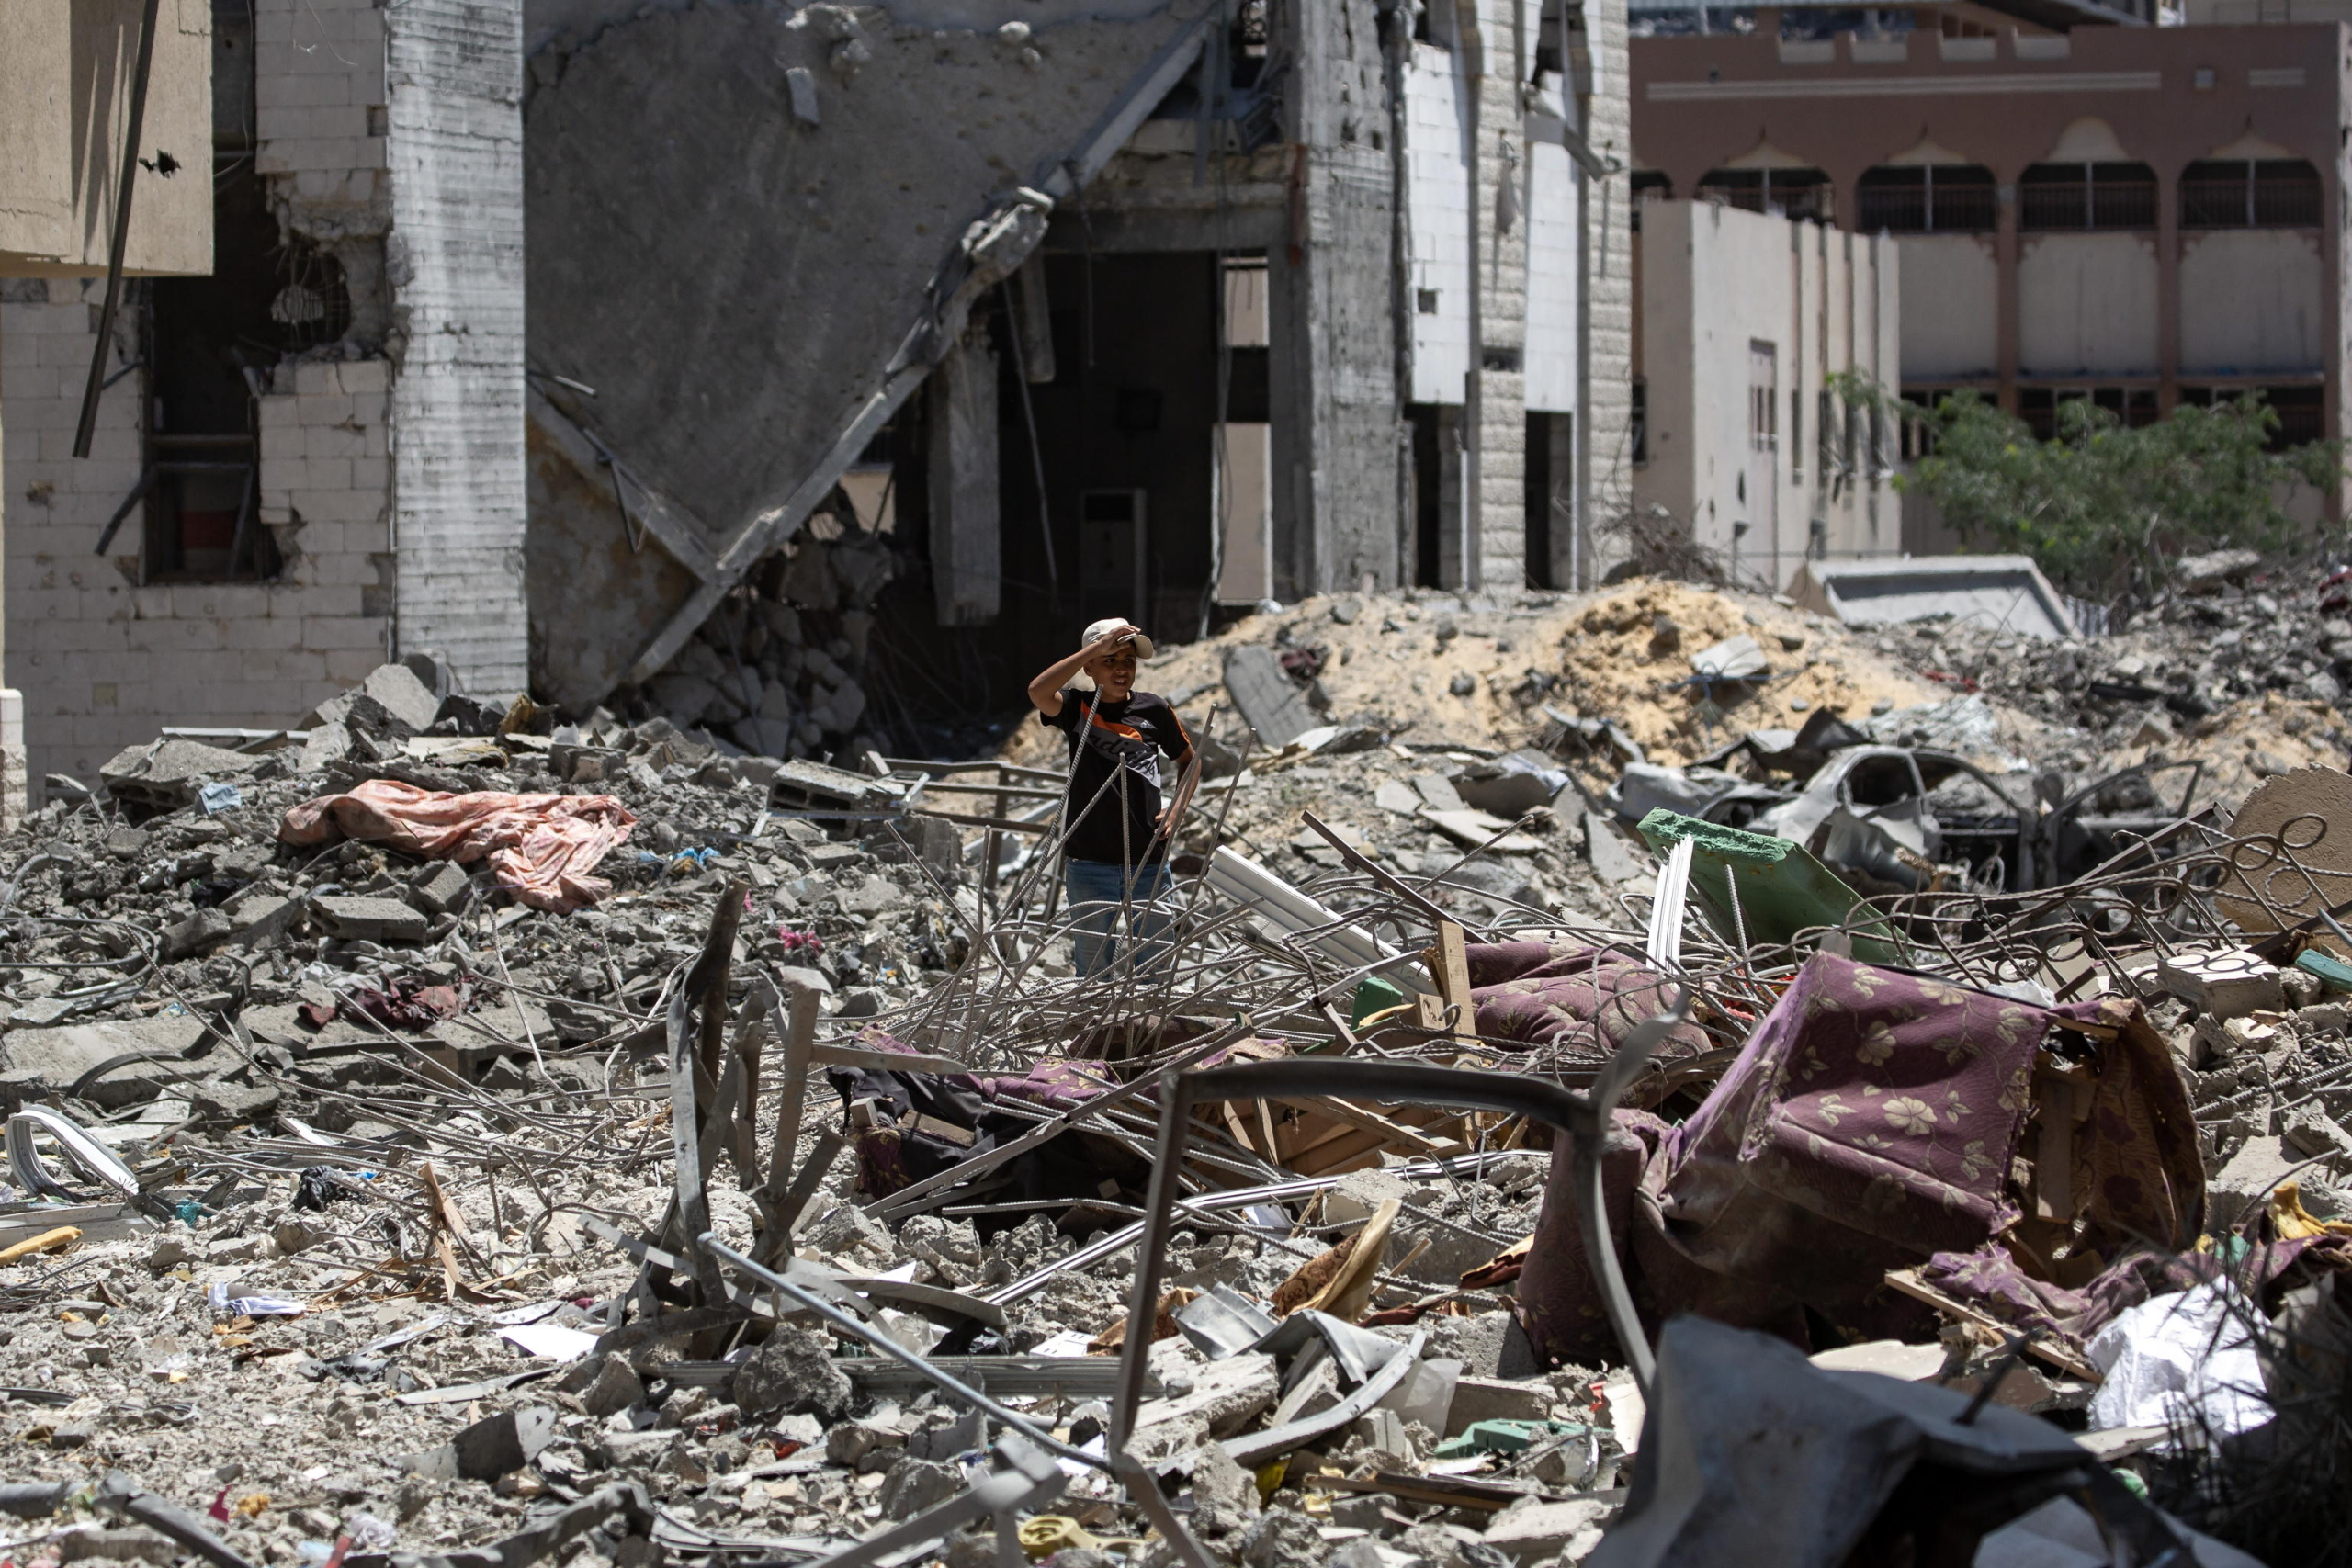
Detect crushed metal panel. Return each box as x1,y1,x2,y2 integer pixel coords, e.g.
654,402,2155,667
1785,555,2078,640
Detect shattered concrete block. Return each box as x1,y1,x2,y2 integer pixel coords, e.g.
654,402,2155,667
1584,808,1651,885
899,814,963,880
596,1428,682,1471
1484,1496,1615,1562
55,1529,176,1564
839,875,901,916
409,861,474,916
2157,948,2283,1021
2206,1135,2302,1232
312,896,430,943
227,893,300,948
905,1410,981,1461
99,739,265,813
560,1353,644,1418
313,663,441,735
1222,646,1317,749
1349,1406,1411,1461
731,1325,852,1419
1132,1350,1279,1438
2177,548,2262,593
272,1216,324,1256
2283,1108,2352,1167
1442,1376,1550,1435
826,1420,907,1470
774,964,832,1000
298,724,354,773
161,908,232,962
1238,1511,1324,1568
454,1405,560,1480
876,1455,960,1520
1186,1443,1261,1528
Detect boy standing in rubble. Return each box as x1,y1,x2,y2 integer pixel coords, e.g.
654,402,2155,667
1028,619,1199,977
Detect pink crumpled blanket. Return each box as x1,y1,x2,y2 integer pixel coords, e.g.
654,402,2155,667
277,778,639,913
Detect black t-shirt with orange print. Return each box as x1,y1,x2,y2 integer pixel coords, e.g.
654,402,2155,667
1039,687,1192,868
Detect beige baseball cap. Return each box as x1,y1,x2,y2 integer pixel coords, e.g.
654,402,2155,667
1082,617,1156,659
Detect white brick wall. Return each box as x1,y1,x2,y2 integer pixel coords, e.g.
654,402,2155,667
1524,135,1581,414
0,0,534,792
0,281,390,791
1406,47,1472,406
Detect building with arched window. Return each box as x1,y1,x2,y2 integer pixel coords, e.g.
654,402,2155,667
1632,20,2347,551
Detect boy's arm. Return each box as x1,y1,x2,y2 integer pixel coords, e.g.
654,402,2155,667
1026,623,1142,717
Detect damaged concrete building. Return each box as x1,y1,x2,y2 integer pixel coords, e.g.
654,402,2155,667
1,0,526,793
522,0,1638,749
2,0,222,819
2,0,1633,784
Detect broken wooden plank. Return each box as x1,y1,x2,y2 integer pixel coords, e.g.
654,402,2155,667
1882,1269,2101,1382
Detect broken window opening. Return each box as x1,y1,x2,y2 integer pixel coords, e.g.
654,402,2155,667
143,159,312,583
2177,384,2325,451
2017,386,2158,443
1695,166,1835,225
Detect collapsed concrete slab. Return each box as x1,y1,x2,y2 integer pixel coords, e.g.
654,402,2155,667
522,0,1216,708
1784,555,2079,641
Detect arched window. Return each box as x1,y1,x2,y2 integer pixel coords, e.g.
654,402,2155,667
1695,166,1835,224
2180,159,2322,229
1856,165,1996,233
2018,162,2157,231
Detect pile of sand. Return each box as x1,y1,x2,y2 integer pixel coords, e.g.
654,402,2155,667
993,577,2342,820
1000,580,1952,768
1550,581,1937,765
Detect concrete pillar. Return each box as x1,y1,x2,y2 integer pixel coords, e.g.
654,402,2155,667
0,317,20,828
1468,16,1530,590
1578,0,1634,583
1268,0,1403,599
927,328,1001,626
386,0,530,694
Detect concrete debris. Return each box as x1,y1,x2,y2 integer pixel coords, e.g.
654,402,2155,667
5,586,2352,1568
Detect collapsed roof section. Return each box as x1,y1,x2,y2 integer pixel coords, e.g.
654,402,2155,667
522,0,1217,709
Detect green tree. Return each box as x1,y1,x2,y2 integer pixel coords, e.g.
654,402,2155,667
1841,378,2341,604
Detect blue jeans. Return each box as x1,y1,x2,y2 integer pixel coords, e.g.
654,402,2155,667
1065,859,1176,978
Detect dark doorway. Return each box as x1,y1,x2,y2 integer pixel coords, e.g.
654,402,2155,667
142,157,345,579
1408,403,1442,587
998,249,1224,658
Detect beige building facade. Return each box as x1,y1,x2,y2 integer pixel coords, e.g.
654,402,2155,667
1634,199,1900,589
2,0,219,815
1,0,527,795
1631,23,2350,460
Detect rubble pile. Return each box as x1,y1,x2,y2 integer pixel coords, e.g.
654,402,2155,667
3,600,2352,1568
1003,580,1948,775
1849,552,2352,809
631,520,899,764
